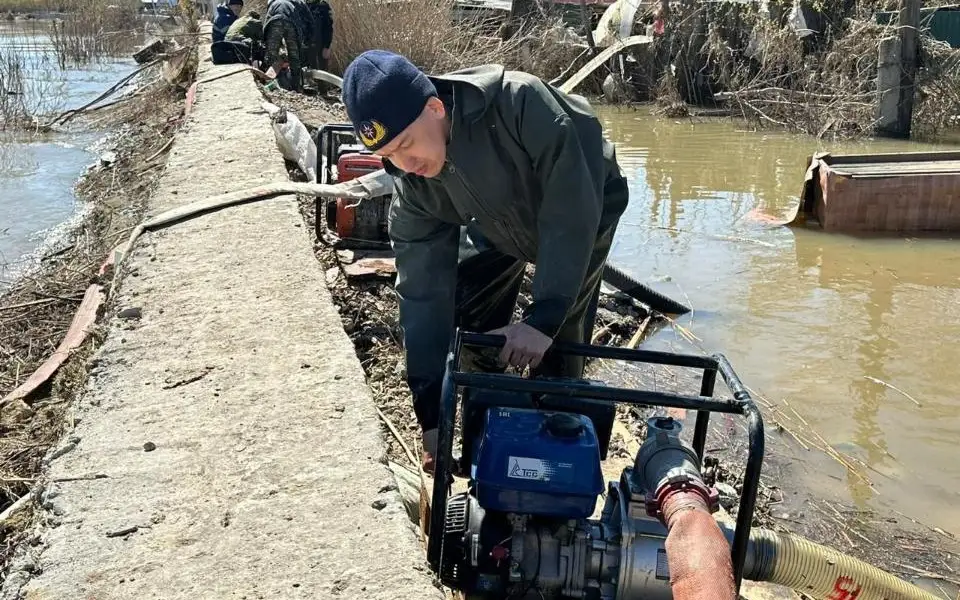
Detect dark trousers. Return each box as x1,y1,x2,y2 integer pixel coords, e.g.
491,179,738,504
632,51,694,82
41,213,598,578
456,220,618,379
264,20,302,90
210,40,253,65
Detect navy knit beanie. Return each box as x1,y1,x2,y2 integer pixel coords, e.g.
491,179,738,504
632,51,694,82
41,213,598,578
342,50,438,152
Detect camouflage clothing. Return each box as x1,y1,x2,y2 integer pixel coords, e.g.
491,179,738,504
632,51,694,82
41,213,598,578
226,14,263,42
264,0,315,90
264,19,302,89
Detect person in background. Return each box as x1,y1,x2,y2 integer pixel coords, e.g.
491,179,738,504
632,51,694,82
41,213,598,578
212,0,243,43
264,0,315,91
304,0,332,72
225,10,264,66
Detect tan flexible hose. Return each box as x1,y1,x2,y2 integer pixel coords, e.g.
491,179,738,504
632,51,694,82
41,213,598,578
108,169,394,298
751,529,939,600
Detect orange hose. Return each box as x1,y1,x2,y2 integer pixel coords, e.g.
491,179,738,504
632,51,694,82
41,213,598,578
663,492,736,600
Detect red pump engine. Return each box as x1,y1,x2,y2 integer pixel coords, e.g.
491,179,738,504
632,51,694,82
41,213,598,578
315,123,391,247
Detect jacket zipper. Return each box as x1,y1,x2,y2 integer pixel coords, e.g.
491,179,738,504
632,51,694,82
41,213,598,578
447,160,530,259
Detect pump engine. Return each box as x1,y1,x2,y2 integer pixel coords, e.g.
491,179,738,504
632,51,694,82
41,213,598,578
314,123,390,246
428,331,764,600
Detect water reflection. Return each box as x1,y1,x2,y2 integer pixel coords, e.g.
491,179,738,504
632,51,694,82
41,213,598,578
601,107,960,532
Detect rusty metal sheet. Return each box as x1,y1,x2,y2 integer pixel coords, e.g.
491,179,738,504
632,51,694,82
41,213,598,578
829,160,960,178
819,164,960,232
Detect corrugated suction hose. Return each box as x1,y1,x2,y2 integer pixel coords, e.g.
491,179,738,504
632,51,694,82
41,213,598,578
741,528,940,600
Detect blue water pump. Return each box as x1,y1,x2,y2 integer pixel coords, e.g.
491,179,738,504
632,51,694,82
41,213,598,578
427,330,765,600
473,407,604,519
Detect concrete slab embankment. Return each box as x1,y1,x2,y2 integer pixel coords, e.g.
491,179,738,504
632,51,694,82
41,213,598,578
8,51,442,600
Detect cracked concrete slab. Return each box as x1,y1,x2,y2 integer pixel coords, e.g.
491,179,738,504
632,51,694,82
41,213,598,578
8,49,442,600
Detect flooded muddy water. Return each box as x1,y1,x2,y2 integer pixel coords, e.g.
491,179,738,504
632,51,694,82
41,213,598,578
599,107,960,534
0,23,135,283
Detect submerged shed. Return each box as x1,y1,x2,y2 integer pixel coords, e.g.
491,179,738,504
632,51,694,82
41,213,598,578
791,151,960,233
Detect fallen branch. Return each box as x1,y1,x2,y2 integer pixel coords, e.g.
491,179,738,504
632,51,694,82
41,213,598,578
0,298,58,313
624,315,652,349
717,87,876,101
196,65,271,86
143,137,175,164
48,52,180,127
896,563,960,587
590,323,611,344
548,47,592,87
863,375,922,407
374,405,417,467
891,509,956,541
0,490,35,524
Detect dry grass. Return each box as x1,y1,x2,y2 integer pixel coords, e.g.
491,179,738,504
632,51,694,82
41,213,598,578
332,0,586,80
249,0,587,82
656,2,960,139
0,37,65,129
913,36,960,139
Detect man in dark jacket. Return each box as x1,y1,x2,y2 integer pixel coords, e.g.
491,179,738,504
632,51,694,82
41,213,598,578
304,0,332,72
342,50,629,472
212,0,243,43
264,0,315,91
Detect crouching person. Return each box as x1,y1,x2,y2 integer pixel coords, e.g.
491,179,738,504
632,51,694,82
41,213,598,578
224,10,264,66
341,51,630,473
264,0,315,91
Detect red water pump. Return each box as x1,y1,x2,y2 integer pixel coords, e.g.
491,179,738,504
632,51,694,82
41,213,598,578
315,124,391,247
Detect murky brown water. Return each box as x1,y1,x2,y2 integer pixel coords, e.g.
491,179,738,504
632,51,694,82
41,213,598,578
599,107,960,534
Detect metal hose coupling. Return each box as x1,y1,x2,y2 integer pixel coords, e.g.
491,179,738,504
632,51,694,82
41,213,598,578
633,416,719,523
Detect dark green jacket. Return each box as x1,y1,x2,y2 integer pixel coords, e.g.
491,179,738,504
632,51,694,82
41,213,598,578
385,65,628,429
225,15,262,42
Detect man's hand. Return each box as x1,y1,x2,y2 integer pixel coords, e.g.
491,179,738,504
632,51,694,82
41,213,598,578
487,322,553,371
322,47,331,60
421,428,438,474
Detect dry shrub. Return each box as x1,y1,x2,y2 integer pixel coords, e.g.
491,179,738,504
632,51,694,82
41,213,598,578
176,0,199,34
48,0,143,67
653,70,686,117
247,0,586,81
252,0,597,89
914,37,960,139
0,38,65,129
329,0,582,79
677,3,960,139
697,8,890,138
329,0,498,73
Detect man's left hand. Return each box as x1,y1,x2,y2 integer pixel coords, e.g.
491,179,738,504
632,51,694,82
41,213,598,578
487,323,553,371
322,47,331,60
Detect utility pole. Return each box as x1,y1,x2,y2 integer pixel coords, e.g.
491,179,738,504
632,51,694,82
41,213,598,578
893,0,922,138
